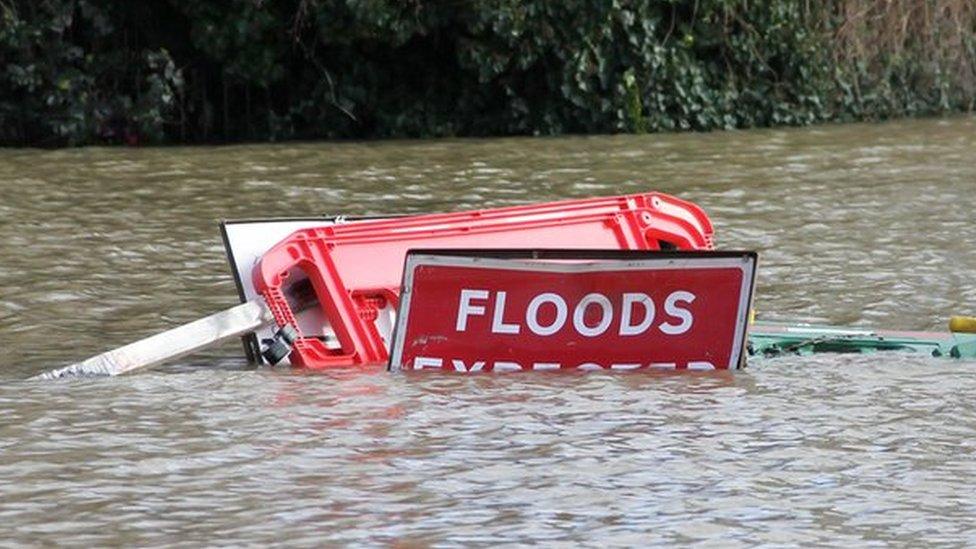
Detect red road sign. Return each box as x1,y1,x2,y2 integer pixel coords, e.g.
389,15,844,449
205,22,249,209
389,250,757,372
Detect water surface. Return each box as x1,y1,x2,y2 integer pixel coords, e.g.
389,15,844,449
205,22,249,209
1,117,975,545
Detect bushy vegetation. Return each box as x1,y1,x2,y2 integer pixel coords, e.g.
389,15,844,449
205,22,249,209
1,0,974,146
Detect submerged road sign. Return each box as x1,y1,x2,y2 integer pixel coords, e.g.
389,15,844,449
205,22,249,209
389,250,757,372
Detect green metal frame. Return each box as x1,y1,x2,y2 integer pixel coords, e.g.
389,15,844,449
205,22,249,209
748,321,976,360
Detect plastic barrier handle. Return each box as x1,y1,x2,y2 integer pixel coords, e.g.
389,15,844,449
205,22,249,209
253,238,388,367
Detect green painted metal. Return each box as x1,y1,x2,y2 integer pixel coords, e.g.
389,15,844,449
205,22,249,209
748,321,976,360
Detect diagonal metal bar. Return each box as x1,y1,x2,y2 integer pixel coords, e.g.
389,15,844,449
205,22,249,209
33,300,275,380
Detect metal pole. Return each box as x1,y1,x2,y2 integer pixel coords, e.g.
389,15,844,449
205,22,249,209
34,300,275,380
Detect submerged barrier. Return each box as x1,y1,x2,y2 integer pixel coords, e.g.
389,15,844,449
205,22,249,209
252,192,715,368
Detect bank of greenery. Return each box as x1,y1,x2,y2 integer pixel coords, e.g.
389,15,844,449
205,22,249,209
2,0,974,146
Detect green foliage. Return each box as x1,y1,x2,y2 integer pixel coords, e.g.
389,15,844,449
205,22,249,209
0,0,973,146
0,0,184,145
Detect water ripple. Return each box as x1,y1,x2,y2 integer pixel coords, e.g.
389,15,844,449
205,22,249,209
1,116,976,544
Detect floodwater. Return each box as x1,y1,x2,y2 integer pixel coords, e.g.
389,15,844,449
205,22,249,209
1,116,975,545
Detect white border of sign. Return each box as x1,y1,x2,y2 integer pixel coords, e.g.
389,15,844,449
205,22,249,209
389,251,757,372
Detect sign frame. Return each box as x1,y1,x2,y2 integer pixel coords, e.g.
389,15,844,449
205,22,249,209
388,249,758,372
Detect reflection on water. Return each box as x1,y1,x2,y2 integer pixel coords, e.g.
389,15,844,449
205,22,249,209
1,116,975,544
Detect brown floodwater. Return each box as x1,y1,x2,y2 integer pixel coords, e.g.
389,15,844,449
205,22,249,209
1,117,975,544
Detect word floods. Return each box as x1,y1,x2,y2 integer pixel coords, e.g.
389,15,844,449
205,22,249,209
455,289,696,337
389,250,757,372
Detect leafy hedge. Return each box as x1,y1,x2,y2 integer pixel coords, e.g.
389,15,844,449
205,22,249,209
1,0,974,145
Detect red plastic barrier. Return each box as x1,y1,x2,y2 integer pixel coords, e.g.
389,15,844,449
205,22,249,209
252,192,714,368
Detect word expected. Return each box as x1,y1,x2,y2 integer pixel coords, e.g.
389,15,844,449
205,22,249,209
411,357,717,372
454,289,696,337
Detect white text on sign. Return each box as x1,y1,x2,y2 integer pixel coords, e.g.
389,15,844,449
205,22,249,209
411,357,717,371
454,289,696,337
